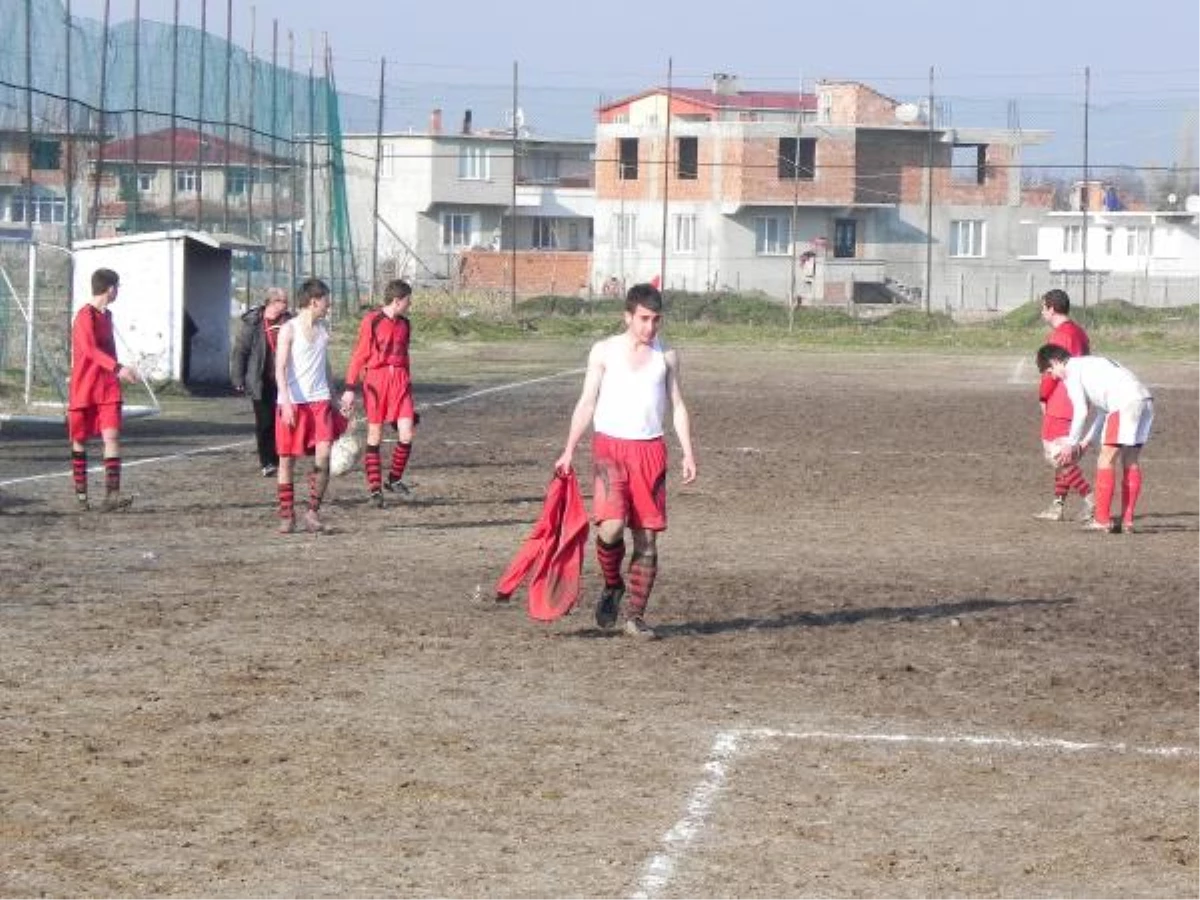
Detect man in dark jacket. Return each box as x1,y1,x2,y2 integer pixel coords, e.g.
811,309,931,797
230,286,291,476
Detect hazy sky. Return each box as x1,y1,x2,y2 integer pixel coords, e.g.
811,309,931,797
61,0,1200,167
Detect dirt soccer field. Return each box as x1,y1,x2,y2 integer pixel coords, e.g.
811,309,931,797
1,342,1197,898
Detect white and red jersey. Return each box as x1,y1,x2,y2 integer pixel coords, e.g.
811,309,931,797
1064,355,1152,445
593,335,667,440
279,319,331,404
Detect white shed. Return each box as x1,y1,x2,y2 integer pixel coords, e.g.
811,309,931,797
71,230,257,385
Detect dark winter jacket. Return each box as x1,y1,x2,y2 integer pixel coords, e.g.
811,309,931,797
230,305,292,399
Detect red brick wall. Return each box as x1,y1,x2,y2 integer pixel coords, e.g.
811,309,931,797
458,250,591,296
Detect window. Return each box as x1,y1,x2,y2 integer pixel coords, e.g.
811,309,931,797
458,145,490,180
754,216,791,255
441,212,474,250
521,153,560,184
676,137,698,180
614,213,637,250
949,219,986,257
777,137,815,180
951,144,987,185
532,218,558,250
9,195,67,224
1063,225,1082,254
566,222,582,251
1127,226,1152,256
138,172,153,192
1104,226,1114,256
30,139,62,171
618,138,639,180
834,218,858,259
227,168,251,196
673,214,696,253
175,169,200,193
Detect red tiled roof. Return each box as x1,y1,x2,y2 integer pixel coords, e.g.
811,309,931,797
99,127,290,167
599,87,816,114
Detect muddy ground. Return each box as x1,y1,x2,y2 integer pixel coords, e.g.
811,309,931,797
1,343,1197,898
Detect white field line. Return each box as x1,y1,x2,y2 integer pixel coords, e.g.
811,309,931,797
0,369,585,490
633,725,1197,900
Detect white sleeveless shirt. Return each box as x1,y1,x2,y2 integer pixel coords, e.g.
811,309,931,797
593,336,668,439
279,318,331,404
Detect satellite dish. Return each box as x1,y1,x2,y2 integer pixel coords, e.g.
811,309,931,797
895,103,920,123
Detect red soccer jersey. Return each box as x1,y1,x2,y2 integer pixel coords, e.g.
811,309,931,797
1040,319,1090,420
343,311,411,388
68,304,122,410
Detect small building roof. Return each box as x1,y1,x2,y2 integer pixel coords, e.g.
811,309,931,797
98,127,290,167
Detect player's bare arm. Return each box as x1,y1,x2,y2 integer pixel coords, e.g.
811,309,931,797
275,322,296,427
665,349,697,484
554,341,606,475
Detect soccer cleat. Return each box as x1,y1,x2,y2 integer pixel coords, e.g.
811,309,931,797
1081,519,1116,534
99,492,133,513
278,515,295,534
595,582,624,629
303,509,325,533
383,476,413,499
1076,495,1096,523
622,616,659,640
261,464,278,477
1033,498,1065,522
369,490,385,509
75,492,90,512
1120,520,1135,535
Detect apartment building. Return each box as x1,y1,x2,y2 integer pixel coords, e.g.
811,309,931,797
89,127,298,241
593,74,1050,306
0,130,82,245
339,110,594,292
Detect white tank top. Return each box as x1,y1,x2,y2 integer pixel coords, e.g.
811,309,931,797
593,336,668,439
279,318,331,403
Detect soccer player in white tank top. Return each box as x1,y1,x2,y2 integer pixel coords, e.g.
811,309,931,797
274,277,339,534
554,283,697,638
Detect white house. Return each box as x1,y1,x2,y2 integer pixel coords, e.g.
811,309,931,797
335,112,594,287
1023,197,1200,306
72,230,251,384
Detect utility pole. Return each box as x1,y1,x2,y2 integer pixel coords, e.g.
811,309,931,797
923,66,934,315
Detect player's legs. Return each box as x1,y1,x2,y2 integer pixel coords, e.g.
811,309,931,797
621,439,667,638
1118,445,1144,532
305,442,332,532
97,407,131,511
594,517,627,629
1089,442,1120,530
624,528,660,638
276,456,297,532
385,395,417,492
364,420,386,500
70,433,90,508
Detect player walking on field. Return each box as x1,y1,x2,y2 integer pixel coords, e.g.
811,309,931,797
1036,344,1153,534
1034,289,1094,523
68,267,140,512
553,283,697,639
339,278,418,508
275,277,341,534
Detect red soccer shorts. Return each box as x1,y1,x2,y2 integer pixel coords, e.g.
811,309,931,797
275,400,344,457
591,433,668,531
68,402,122,442
362,366,414,425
